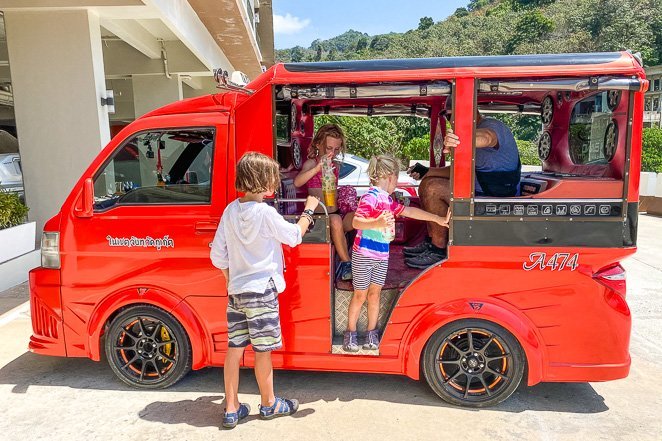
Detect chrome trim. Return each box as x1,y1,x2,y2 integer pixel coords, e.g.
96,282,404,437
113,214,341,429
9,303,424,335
479,77,642,92
282,82,451,100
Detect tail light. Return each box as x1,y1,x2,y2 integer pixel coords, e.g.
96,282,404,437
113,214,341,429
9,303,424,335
41,232,60,269
594,264,628,315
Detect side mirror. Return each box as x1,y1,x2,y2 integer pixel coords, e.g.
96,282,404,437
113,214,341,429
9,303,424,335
74,178,94,218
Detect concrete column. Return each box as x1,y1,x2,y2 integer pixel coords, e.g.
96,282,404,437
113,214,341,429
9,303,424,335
4,9,110,234
132,74,183,118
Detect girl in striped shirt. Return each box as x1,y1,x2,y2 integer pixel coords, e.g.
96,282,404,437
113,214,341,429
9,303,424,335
344,155,451,352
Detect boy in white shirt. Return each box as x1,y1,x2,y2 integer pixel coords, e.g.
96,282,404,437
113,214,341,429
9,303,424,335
210,152,318,429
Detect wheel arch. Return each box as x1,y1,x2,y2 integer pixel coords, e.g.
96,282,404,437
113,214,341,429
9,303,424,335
401,299,545,386
87,286,209,370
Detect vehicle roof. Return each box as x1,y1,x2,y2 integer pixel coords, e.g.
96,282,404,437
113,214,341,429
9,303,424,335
248,51,645,89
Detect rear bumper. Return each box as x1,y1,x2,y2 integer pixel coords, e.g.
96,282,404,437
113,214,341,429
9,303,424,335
28,267,66,357
545,356,631,382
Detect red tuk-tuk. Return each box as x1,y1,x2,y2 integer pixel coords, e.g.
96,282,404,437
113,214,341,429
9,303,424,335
29,51,645,407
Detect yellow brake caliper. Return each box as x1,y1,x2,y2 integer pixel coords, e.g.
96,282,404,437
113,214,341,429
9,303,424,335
160,326,173,361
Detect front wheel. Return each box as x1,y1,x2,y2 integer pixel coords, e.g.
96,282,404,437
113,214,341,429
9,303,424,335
422,319,526,407
104,305,192,389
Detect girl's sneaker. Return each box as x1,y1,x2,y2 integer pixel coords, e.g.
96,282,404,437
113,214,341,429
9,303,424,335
259,397,299,420
363,329,380,350
222,403,251,429
343,330,360,352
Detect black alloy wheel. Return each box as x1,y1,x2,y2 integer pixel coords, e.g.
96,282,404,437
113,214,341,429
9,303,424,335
105,305,191,389
423,319,525,407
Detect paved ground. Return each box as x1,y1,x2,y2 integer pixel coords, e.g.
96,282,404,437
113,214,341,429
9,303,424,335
1,216,661,441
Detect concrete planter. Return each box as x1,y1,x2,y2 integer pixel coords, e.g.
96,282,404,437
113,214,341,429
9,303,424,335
0,221,39,292
0,221,36,264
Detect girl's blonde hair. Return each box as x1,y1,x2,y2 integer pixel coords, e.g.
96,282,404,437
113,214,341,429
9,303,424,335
308,123,346,159
367,155,401,185
235,151,281,193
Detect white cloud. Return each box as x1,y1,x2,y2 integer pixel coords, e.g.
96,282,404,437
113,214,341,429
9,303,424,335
273,13,311,35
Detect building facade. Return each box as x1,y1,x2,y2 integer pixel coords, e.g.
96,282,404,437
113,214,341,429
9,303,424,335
0,0,274,233
644,65,662,128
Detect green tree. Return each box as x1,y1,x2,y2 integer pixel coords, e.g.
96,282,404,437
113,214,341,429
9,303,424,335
402,134,430,160
642,127,662,172
369,35,391,51
418,17,434,31
356,36,368,51
290,46,305,62
516,139,541,166
468,0,494,11
454,7,469,17
506,10,554,53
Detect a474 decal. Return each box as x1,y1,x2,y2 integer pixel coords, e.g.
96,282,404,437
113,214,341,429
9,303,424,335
523,252,579,271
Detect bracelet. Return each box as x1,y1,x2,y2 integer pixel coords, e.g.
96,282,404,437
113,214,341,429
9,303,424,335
302,213,314,224
303,208,315,217
301,212,315,227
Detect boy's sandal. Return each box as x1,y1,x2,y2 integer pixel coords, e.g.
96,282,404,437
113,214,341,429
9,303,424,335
259,397,299,420
222,403,251,429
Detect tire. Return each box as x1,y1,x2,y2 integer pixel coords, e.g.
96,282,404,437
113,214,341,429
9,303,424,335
104,305,192,389
422,319,526,407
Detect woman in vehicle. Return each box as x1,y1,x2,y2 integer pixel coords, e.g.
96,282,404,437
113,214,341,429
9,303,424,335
294,124,355,280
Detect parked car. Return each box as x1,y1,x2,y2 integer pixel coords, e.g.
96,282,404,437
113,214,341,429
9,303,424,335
338,153,418,196
0,153,24,199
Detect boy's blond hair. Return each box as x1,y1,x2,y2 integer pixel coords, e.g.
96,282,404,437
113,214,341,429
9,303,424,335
235,152,281,193
367,155,401,185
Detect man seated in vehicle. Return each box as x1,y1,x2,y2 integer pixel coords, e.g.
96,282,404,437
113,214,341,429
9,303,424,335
405,97,521,268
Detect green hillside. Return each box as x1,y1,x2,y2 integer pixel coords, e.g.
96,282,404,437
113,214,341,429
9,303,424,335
276,0,662,65
275,0,662,171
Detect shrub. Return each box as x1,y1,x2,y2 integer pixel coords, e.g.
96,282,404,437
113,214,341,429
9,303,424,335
517,139,541,166
642,127,662,173
0,192,29,229
402,134,430,160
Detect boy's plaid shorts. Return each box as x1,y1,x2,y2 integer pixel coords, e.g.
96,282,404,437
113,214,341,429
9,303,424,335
226,279,282,352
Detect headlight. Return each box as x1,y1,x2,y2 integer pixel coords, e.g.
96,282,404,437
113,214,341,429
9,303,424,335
41,232,60,269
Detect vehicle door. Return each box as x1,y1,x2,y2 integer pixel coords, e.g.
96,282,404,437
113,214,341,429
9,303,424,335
61,113,228,362
231,85,332,367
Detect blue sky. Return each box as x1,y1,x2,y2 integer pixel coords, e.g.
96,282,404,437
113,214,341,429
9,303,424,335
273,0,469,49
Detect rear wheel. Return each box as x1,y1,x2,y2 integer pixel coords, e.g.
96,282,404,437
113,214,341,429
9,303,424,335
104,305,191,389
422,319,525,407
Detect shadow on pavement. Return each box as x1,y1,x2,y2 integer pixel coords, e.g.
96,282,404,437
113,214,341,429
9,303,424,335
0,352,608,420
0,282,28,316
138,395,316,428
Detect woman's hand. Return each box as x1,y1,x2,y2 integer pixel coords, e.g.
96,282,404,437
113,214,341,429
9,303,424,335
375,211,395,229
304,195,320,212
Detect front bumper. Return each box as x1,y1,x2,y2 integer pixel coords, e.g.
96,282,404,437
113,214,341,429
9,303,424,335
28,267,66,357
